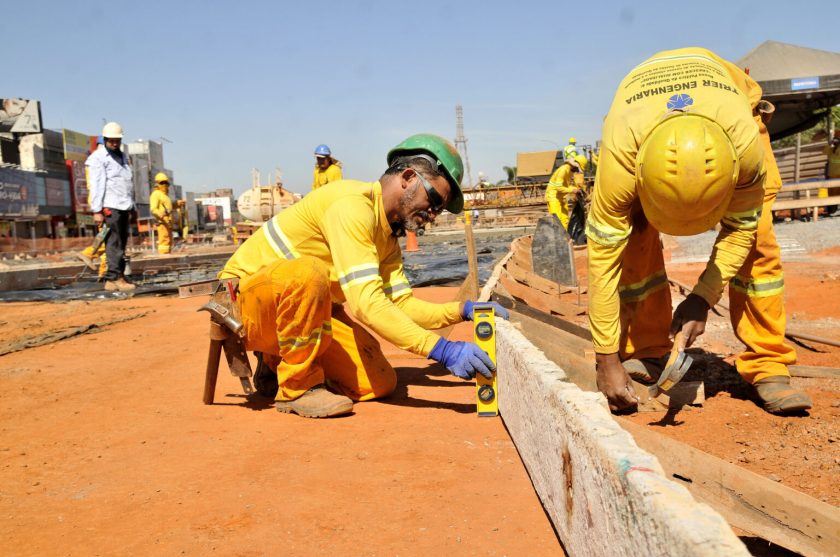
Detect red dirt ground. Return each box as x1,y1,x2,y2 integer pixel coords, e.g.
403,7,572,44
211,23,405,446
0,288,562,556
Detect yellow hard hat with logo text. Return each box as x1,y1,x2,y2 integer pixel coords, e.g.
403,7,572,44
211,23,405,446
573,154,588,172
636,112,739,236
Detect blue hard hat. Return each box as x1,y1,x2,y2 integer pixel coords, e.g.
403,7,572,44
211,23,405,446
314,144,331,157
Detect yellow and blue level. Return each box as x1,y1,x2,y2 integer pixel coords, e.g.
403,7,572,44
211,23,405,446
472,302,498,417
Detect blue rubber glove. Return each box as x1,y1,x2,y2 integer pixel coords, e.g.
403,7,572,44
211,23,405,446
461,300,510,321
429,338,495,380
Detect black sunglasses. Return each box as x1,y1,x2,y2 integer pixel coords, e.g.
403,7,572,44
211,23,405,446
413,170,445,214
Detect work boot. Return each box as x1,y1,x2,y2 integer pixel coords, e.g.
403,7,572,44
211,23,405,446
275,385,353,418
754,376,812,414
253,353,279,399
104,277,136,292
76,252,98,271
622,356,666,384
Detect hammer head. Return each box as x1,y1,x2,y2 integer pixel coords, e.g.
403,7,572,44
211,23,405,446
648,333,694,398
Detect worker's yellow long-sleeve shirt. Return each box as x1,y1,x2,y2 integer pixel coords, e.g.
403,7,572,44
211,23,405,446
545,164,575,204
150,189,173,222
220,180,462,356
825,144,840,179
587,47,767,354
312,163,342,190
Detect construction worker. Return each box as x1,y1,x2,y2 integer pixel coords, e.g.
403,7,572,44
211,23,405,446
78,135,107,276
86,122,136,292
545,154,588,231
587,47,812,415
150,172,174,254
564,137,578,161
219,133,508,418
311,144,342,190
176,199,189,240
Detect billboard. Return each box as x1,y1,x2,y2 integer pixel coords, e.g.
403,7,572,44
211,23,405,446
0,99,42,135
62,129,92,162
0,167,39,217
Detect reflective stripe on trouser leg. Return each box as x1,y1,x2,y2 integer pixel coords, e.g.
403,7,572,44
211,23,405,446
156,224,171,254
319,305,397,402
238,256,333,401
729,127,795,384
618,214,672,361
548,200,569,230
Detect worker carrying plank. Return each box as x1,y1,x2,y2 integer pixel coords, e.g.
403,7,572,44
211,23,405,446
150,172,174,254
586,47,811,415
219,133,508,418
311,144,343,190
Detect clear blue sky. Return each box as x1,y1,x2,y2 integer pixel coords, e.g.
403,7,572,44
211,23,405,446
5,0,837,196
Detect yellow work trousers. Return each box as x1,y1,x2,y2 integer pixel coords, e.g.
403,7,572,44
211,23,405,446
237,256,397,402
156,223,172,254
728,119,795,384
548,200,570,230
617,212,673,362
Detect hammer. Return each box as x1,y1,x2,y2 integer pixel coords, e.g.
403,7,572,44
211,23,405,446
648,331,694,398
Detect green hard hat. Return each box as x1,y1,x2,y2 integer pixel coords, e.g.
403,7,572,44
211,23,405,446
387,133,464,214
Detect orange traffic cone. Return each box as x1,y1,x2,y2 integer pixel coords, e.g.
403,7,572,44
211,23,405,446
405,229,420,252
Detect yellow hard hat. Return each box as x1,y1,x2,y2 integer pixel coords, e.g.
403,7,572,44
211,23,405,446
568,137,576,144
154,172,170,184
636,113,739,236
573,154,588,172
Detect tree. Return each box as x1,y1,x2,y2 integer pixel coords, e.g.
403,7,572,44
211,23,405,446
502,165,516,184
771,106,840,149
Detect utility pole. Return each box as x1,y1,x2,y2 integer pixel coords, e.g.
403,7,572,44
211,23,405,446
454,105,473,188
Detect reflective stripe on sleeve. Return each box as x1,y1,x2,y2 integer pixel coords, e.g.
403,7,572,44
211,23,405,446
618,270,668,303
585,219,631,247
265,218,299,260
338,263,381,289
730,274,784,297
721,206,761,231
383,279,412,298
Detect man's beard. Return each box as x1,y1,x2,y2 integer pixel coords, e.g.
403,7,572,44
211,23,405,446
391,188,430,237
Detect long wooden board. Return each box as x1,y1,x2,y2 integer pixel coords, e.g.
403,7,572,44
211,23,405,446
619,419,840,557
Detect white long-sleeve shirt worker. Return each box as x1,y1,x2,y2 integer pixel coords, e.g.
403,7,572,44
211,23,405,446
86,147,135,213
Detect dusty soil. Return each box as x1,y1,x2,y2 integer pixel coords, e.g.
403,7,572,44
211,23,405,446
565,244,840,508
0,288,562,556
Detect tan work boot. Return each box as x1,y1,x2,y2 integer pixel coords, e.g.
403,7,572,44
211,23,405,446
754,376,812,414
275,385,353,418
104,277,136,292
622,356,666,384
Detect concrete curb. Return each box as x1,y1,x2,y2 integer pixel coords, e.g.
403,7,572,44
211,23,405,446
495,319,748,556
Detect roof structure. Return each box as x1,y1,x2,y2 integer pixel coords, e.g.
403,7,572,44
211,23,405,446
736,41,840,139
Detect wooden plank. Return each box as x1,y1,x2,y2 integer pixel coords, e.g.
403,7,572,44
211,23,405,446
499,270,586,318
778,178,840,193
495,320,749,556
788,364,840,379
618,419,840,557
506,256,572,297
772,195,840,211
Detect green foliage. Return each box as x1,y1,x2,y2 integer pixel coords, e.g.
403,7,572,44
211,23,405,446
502,166,516,184
771,106,840,149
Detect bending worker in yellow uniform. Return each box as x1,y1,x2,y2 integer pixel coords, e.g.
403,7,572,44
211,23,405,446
150,172,174,254
220,134,508,418
311,144,343,190
587,47,811,415
545,154,588,230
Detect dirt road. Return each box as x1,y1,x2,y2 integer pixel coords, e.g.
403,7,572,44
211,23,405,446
0,288,561,556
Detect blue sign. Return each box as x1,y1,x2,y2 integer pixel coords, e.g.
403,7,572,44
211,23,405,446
791,77,820,91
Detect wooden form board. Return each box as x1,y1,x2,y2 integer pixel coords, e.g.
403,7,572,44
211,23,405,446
494,319,748,556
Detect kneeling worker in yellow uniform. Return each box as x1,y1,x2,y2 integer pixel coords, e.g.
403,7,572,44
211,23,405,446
150,172,173,254
220,134,508,418
587,47,811,415
545,154,588,230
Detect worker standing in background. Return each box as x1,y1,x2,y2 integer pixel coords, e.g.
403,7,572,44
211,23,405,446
176,199,189,240
821,131,840,214
150,172,174,254
587,47,811,415
78,135,107,277
545,155,588,231
311,144,343,190
86,122,136,292
563,137,578,161
220,134,508,418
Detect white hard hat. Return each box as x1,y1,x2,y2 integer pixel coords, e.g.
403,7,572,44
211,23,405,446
102,122,124,139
